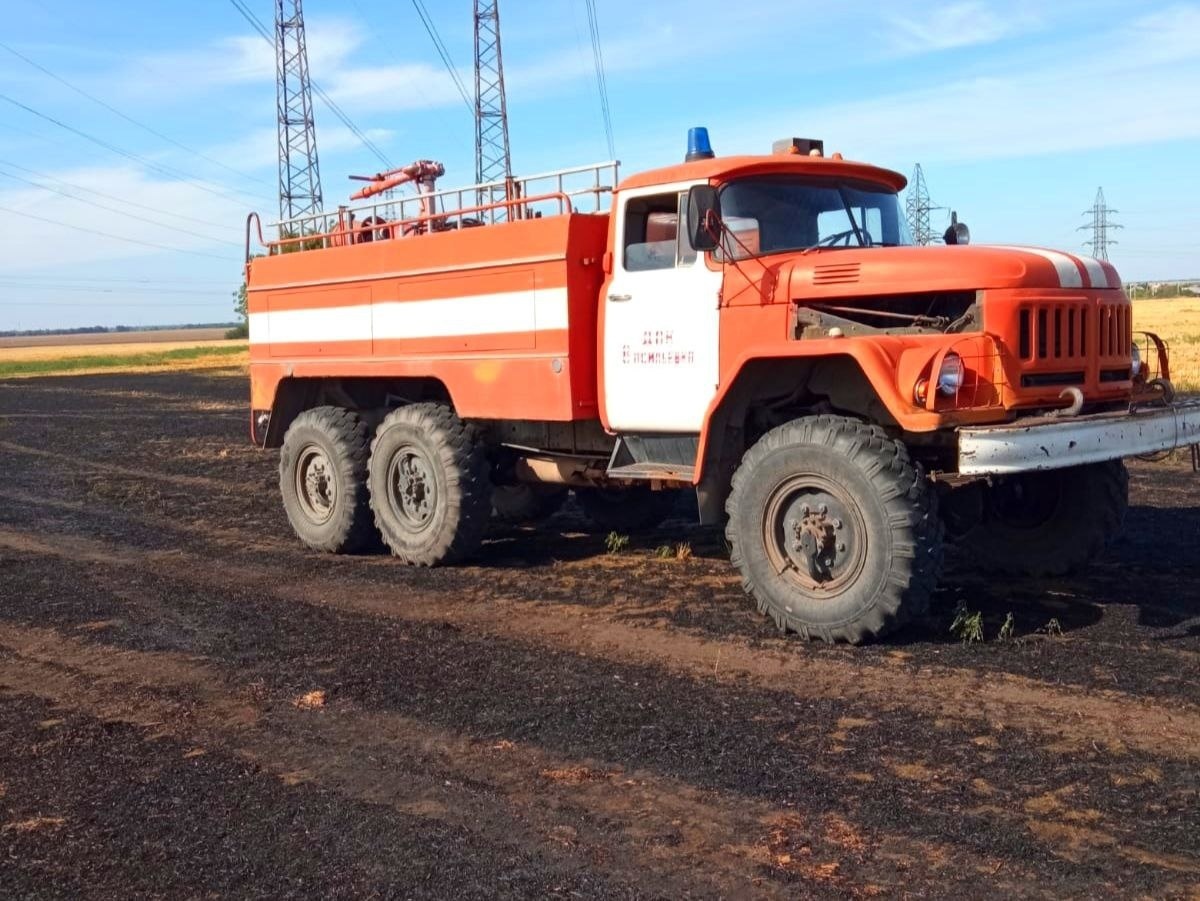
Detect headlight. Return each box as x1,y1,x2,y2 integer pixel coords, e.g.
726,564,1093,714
914,352,967,404
1130,342,1142,378
936,352,965,396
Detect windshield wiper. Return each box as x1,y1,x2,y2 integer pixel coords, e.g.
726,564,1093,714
837,188,867,247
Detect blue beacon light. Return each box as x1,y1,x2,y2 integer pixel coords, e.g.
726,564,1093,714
685,127,715,162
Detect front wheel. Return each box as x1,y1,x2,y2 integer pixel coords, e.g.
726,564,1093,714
953,461,1128,576
725,416,943,644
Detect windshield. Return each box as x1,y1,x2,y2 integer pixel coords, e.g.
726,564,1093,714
716,176,913,260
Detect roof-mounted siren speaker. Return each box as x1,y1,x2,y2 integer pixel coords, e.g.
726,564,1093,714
773,137,824,157
686,127,715,162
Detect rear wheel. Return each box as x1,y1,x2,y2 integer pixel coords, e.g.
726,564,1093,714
954,461,1128,576
577,486,678,533
368,403,492,565
725,415,942,644
279,406,376,553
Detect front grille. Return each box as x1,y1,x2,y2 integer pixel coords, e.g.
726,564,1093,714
1017,301,1130,363
1021,371,1086,388
1097,303,1131,358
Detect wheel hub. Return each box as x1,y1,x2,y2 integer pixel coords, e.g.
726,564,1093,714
388,447,438,529
763,477,867,596
296,445,337,524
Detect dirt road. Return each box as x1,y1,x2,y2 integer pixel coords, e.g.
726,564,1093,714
0,370,1197,898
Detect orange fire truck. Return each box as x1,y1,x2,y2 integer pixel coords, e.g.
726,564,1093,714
244,129,1200,643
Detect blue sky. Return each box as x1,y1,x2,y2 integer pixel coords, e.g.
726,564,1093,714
0,0,1197,330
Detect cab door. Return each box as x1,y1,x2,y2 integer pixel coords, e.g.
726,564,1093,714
602,184,723,433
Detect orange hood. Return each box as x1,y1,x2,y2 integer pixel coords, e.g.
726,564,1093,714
780,245,1122,298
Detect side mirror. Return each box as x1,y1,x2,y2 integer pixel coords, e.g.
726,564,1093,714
943,211,970,246
686,184,721,252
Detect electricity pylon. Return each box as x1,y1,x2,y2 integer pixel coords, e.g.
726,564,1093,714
1079,187,1121,261
275,0,323,221
905,164,943,246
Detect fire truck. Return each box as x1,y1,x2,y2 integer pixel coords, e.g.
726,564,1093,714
244,128,1200,643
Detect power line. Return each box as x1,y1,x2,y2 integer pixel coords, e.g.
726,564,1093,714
412,0,474,114
0,40,272,189
341,0,469,129
0,281,226,296
0,202,241,262
0,165,240,247
583,0,615,160
0,93,269,207
2,274,232,285
226,0,391,170
0,299,230,307
0,157,240,230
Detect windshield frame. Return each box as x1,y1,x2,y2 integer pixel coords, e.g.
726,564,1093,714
715,174,914,260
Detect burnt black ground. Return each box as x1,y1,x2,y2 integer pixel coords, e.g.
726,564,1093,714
0,369,1198,899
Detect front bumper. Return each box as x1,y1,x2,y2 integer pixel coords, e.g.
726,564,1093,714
957,398,1200,475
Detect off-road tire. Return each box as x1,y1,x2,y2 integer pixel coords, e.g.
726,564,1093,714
955,460,1128,577
491,484,568,524
368,403,491,565
279,406,376,553
725,415,943,644
577,486,679,533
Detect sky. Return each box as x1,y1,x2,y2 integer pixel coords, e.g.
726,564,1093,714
0,0,1197,331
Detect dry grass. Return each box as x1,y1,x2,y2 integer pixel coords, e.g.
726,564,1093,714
0,341,247,378
0,338,236,364
1132,298,1200,392
0,327,229,350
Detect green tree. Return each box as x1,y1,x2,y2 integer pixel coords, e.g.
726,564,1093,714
226,276,250,339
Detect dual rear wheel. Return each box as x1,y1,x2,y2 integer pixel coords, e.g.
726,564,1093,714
280,403,491,564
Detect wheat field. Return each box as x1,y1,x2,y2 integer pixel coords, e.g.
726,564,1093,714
1132,298,1200,392
0,338,236,364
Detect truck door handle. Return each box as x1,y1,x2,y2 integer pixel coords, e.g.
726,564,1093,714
608,293,632,303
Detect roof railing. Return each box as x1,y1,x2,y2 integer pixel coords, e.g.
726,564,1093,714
258,160,619,257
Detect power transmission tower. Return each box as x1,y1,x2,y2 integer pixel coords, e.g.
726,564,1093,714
905,163,942,245
1079,187,1121,261
275,0,323,222
474,0,512,192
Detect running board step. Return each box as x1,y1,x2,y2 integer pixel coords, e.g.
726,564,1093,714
606,434,699,482
606,462,695,481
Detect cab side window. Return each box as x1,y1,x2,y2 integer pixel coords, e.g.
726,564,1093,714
623,193,696,271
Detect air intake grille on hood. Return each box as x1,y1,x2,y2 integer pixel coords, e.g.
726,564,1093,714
812,262,861,285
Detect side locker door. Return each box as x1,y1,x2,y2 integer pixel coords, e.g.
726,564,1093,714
602,185,723,433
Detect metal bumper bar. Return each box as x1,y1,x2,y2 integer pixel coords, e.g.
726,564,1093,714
957,398,1200,475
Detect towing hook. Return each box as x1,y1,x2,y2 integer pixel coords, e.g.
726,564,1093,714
1046,387,1085,419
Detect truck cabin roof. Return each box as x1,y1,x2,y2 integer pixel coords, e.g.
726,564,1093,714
616,154,907,194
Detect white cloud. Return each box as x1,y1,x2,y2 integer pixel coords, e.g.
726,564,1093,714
885,1,1041,55
729,4,1200,165
323,61,467,112
109,18,363,100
